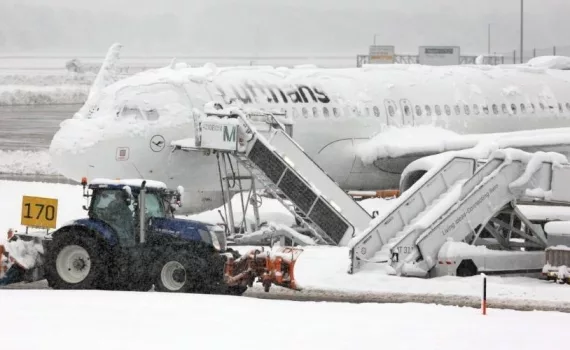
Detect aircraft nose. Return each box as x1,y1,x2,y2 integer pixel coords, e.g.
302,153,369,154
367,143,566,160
49,118,107,181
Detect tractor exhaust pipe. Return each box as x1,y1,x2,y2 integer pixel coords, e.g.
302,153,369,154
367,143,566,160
139,181,146,243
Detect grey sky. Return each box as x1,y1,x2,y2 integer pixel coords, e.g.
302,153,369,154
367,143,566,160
1,0,569,57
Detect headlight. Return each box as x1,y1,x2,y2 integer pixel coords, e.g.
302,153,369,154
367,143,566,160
198,228,218,250
209,230,221,251
210,226,226,251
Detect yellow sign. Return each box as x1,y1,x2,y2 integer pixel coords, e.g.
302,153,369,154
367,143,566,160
21,196,58,229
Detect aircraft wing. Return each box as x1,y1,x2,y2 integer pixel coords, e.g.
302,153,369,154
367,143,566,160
357,126,570,165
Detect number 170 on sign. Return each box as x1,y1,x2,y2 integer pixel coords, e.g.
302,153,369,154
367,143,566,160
21,196,58,229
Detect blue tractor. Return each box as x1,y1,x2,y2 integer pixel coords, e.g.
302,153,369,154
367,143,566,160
43,178,246,294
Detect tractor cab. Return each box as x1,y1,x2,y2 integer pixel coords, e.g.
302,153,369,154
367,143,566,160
82,178,182,247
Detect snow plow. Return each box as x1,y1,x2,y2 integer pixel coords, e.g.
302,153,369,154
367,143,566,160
0,178,303,293
224,246,302,292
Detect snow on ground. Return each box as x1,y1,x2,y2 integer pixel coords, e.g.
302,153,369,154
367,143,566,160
0,72,95,86
0,71,95,106
2,290,567,350
289,245,570,303
0,84,89,106
0,150,58,175
2,179,570,304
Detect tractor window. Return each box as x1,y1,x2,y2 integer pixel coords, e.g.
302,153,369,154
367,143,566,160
91,189,134,218
90,189,136,246
144,193,166,218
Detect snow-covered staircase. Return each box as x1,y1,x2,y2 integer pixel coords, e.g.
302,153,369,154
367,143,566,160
173,107,372,246
396,151,570,277
348,156,477,273
382,180,467,272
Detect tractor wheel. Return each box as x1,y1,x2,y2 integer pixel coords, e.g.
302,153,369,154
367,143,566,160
45,231,107,290
154,249,206,293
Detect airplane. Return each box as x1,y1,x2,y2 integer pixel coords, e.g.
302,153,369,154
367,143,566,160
49,43,570,214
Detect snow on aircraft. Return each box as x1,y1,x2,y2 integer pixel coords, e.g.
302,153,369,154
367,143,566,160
49,43,570,214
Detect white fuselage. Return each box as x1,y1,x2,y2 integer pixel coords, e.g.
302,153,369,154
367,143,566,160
49,63,570,213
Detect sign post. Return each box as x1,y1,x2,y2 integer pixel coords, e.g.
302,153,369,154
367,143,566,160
481,273,487,315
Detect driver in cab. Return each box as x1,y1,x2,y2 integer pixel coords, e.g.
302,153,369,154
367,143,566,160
105,191,135,245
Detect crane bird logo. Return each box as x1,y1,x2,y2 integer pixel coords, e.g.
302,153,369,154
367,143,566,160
150,135,166,152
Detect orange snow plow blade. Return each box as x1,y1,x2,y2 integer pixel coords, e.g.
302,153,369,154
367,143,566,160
224,247,303,292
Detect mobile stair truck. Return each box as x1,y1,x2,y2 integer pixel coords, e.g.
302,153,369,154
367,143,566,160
348,148,570,278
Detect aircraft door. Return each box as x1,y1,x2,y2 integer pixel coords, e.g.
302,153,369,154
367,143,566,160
384,99,400,126
400,99,414,126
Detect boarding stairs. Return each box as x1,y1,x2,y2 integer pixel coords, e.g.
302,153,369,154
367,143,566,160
350,150,570,277
348,156,478,273
173,107,372,246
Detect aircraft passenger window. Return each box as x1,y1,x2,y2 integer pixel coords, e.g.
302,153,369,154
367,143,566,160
292,108,299,119
559,103,564,113
435,105,442,116
473,104,480,115
566,102,570,111
482,105,489,115
373,106,380,117
425,105,432,116
415,105,422,116
492,104,499,115
520,104,526,113
323,107,330,118
403,105,411,117
511,104,517,114
312,107,319,118
501,104,508,114
444,105,451,116
454,105,461,115
539,102,545,110
302,107,309,118
333,107,340,117
388,105,395,117
365,107,370,117
464,105,470,115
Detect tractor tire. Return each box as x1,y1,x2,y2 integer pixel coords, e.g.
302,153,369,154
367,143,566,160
153,248,207,293
44,231,108,290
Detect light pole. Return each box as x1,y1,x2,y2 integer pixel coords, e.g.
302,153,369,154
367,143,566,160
520,0,524,63
373,34,380,45
488,23,491,55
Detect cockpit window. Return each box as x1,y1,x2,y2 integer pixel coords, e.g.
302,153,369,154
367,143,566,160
120,105,144,120
114,83,192,122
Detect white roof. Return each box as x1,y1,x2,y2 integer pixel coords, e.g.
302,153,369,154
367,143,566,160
89,178,168,189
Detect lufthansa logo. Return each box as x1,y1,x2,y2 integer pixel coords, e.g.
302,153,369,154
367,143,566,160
150,135,165,152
